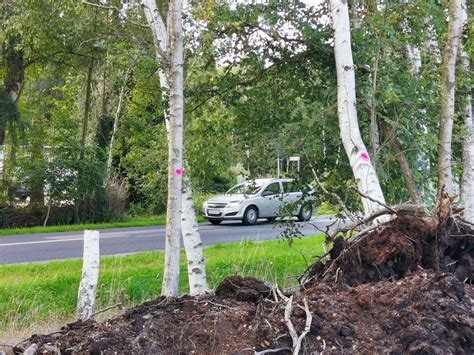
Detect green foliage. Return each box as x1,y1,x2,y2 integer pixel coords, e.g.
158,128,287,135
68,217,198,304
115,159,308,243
0,0,470,222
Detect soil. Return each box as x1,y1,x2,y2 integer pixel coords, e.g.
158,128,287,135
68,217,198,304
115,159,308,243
11,215,474,354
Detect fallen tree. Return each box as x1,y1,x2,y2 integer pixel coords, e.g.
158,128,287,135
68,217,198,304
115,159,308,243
9,198,474,354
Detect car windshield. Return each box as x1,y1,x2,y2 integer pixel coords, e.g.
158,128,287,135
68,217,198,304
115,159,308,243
226,181,264,195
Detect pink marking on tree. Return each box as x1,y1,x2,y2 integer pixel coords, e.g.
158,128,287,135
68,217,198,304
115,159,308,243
175,168,183,176
361,152,371,162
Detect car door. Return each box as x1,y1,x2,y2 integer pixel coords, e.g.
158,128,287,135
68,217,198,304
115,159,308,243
259,182,283,217
282,181,303,215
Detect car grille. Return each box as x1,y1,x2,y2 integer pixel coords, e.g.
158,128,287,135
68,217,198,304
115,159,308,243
207,203,227,208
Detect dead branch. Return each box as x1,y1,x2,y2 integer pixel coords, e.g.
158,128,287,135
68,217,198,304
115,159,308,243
284,296,298,351
275,286,289,303
91,303,123,317
283,296,312,355
81,1,149,29
352,187,397,214
255,348,291,354
294,298,312,354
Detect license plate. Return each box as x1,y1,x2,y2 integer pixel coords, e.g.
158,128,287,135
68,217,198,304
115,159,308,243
208,208,220,216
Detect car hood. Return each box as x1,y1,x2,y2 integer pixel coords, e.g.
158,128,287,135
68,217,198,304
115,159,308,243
206,194,249,204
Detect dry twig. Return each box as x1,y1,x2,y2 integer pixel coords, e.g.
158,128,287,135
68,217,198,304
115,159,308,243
283,296,313,355
91,303,123,317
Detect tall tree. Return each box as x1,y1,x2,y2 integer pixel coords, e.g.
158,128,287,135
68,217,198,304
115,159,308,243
438,0,463,196
142,0,207,296
329,0,387,217
460,0,473,223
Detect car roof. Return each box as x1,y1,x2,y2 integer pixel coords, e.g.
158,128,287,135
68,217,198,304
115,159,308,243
246,178,294,184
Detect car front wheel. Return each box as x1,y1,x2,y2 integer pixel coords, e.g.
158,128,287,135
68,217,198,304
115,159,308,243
297,204,313,222
243,206,258,225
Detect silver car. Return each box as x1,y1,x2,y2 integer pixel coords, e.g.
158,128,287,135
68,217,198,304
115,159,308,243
203,178,315,225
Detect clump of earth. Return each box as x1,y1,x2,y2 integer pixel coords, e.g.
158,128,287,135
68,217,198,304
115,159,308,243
10,212,474,354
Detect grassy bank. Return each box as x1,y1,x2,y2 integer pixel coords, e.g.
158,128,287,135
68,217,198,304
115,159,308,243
0,234,326,340
0,215,206,237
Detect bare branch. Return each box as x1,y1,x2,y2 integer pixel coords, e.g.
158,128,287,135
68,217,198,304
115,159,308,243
81,1,150,29
91,303,123,317
351,187,397,214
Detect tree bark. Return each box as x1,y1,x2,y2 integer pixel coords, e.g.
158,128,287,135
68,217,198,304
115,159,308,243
80,57,95,161
460,0,473,223
0,34,25,183
329,0,387,218
381,121,422,204
438,0,463,196
106,64,133,181
181,166,208,295
142,0,207,295
76,230,100,320
161,0,184,297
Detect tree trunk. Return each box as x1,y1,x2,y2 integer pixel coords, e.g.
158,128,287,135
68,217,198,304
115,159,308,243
460,0,473,223
80,57,95,161
368,17,385,164
4,36,24,105
381,122,422,204
106,64,133,181
161,0,184,297
76,230,100,320
30,121,45,208
438,0,463,196
181,165,208,295
142,0,207,295
1,35,25,185
329,0,387,218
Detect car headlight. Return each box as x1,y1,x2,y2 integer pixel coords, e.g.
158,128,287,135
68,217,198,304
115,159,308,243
227,201,242,208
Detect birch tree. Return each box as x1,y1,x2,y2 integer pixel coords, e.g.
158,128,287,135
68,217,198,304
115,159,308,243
329,0,387,217
142,0,207,296
437,0,463,196
460,0,473,223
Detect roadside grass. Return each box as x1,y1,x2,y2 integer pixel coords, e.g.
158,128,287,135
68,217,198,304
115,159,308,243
316,201,336,216
0,234,326,341
0,215,206,237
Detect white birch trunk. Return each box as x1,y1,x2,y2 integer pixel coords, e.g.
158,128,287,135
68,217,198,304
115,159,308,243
406,44,421,75
181,167,208,295
460,0,474,223
438,0,463,196
329,0,387,218
76,230,100,320
160,0,184,297
106,66,132,181
142,0,207,295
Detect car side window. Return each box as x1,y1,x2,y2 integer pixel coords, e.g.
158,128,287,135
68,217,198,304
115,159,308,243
282,181,297,193
263,182,281,195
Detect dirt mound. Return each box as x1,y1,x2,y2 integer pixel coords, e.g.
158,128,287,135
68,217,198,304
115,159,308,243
11,215,474,354
215,275,272,303
306,215,473,286
12,272,473,354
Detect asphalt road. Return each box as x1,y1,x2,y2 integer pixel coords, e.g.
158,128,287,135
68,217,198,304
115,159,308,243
0,216,337,265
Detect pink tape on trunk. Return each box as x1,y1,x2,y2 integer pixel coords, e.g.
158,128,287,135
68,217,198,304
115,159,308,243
175,168,183,176
360,152,370,163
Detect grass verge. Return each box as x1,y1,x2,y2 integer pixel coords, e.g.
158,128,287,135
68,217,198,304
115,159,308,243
0,215,207,237
0,234,326,341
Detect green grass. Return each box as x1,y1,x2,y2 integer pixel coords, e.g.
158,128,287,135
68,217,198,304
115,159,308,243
0,215,207,237
315,202,337,216
0,234,326,336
